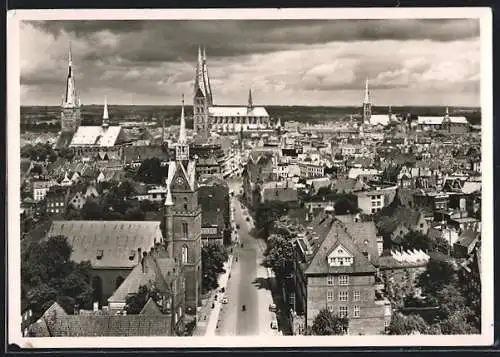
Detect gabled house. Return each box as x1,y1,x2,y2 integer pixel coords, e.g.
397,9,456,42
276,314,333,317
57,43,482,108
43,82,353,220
292,208,388,335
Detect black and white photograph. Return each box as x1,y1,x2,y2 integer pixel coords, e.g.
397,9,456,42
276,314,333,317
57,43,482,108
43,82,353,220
7,8,493,348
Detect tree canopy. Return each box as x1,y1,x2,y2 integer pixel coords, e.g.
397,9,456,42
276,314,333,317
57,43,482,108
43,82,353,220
309,308,349,335
388,312,429,335
135,157,165,184
201,244,229,293
262,234,295,281
254,201,290,239
21,235,93,320
125,284,163,314
21,143,58,163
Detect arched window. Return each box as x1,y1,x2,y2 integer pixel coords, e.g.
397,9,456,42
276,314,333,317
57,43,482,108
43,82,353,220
181,245,188,264
182,222,188,238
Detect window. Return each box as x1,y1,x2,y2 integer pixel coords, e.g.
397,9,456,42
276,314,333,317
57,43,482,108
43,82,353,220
339,275,349,286
182,223,188,238
181,245,188,264
327,290,334,302
339,306,348,318
371,208,376,214
353,305,360,318
339,291,348,302
327,275,334,285
384,320,390,328
327,305,334,312
353,290,360,301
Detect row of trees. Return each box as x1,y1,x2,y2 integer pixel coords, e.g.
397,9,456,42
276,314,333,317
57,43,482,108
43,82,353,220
21,236,93,320
201,244,229,294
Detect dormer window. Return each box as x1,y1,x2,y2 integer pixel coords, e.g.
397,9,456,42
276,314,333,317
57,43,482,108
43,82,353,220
327,244,353,267
96,250,104,260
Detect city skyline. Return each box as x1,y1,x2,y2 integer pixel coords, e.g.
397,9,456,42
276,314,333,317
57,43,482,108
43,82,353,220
20,19,481,107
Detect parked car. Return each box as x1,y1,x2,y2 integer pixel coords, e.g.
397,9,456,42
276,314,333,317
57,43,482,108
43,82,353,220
222,297,228,304
269,303,277,312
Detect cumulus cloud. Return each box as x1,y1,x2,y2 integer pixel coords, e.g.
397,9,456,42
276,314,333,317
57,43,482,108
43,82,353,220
19,19,481,106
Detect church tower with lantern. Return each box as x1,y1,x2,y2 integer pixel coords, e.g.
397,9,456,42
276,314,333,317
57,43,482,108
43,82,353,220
163,95,202,315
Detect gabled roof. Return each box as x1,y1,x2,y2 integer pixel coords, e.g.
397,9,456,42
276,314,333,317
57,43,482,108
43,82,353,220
140,297,163,316
108,253,177,304
29,315,172,337
455,230,480,249
305,218,376,275
46,221,162,269
70,125,122,147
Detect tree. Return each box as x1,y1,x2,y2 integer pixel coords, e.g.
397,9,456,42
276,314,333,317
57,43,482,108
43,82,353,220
388,312,429,335
400,230,434,252
440,309,479,335
254,201,290,239
201,244,228,293
21,236,93,319
334,194,359,215
125,285,162,314
81,201,104,220
135,157,165,184
418,258,458,296
310,308,349,335
262,234,295,281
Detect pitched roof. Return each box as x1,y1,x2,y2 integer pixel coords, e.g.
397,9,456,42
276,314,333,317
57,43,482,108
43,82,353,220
140,298,164,316
46,221,162,269
455,230,480,249
335,215,380,265
70,125,122,147
305,218,376,275
208,105,269,117
108,253,177,303
29,315,172,337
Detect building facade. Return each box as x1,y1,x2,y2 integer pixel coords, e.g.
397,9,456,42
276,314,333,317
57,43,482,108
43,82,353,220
192,47,271,135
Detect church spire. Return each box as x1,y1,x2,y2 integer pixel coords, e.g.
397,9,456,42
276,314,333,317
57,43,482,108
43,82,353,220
201,46,213,104
63,43,78,107
247,88,253,110
363,78,370,104
176,94,189,161
179,94,186,144
102,96,109,127
362,78,372,125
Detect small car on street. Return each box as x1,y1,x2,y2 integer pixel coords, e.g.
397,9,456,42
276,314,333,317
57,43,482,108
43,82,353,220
222,297,228,304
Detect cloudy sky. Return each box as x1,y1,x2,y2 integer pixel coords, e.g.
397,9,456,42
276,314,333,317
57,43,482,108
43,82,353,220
20,19,480,106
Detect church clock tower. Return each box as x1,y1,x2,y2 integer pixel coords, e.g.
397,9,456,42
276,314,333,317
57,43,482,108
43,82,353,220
164,95,202,315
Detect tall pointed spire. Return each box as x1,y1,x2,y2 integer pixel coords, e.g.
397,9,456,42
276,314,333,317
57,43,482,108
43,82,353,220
102,96,109,127
363,78,370,104
164,185,174,206
247,88,253,110
179,94,186,144
362,78,372,125
176,94,189,162
64,42,78,106
201,46,213,104
68,42,73,74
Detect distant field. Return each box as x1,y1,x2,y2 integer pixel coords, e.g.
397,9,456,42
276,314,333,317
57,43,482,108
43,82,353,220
20,105,482,128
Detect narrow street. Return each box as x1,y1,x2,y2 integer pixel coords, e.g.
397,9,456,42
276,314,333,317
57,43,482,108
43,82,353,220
215,179,280,336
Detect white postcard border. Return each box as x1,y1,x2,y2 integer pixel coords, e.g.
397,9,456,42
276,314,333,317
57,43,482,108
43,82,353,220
7,7,494,348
